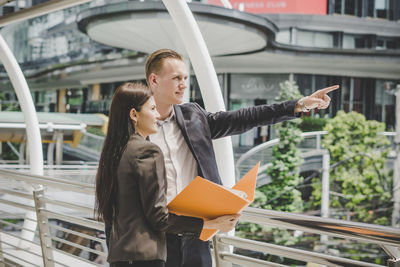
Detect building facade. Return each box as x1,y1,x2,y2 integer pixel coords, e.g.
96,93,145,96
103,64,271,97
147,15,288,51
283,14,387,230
0,0,399,148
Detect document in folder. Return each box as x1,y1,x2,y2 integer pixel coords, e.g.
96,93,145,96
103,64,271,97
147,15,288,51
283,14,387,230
167,162,260,241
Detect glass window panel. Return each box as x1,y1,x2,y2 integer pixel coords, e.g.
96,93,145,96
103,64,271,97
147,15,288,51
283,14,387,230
374,104,382,121
375,0,387,9
356,0,363,16
375,0,388,18
295,74,312,96
376,39,385,49
341,77,351,112
343,35,355,49
386,40,396,49
314,32,333,48
353,79,362,101
230,74,287,100
315,75,328,90
353,103,363,113
345,0,356,15
335,0,343,13
375,80,384,104
385,105,395,129
276,30,290,44
297,31,313,47
355,37,366,48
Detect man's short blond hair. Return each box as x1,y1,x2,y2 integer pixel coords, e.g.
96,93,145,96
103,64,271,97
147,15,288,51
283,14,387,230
145,49,183,85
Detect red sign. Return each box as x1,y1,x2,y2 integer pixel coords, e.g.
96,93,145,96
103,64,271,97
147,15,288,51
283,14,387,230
208,0,327,15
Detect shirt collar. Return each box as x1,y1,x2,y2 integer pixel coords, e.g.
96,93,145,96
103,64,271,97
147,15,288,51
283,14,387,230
157,108,175,126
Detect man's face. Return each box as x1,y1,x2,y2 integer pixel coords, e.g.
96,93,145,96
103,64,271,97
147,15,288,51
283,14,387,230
150,58,188,106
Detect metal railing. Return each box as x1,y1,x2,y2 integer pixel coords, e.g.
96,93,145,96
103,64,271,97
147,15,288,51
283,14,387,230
213,207,400,267
0,169,104,267
78,132,105,154
0,169,399,266
236,131,396,179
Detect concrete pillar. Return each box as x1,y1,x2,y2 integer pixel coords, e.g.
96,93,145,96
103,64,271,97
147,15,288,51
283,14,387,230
91,83,101,101
55,131,63,166
57,89,66,113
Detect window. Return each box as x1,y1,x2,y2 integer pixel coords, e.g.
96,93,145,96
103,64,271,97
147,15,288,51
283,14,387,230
276,30,290,44
375,0,388,18
335,0,362,16
344,0,356,15
343,34,355,49
296,30,334,48
334,0,396,20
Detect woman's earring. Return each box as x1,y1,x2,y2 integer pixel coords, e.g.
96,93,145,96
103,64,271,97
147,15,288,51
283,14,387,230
132,120,137,133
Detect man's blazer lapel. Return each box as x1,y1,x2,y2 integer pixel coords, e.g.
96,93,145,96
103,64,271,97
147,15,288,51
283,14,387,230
173,105,203,174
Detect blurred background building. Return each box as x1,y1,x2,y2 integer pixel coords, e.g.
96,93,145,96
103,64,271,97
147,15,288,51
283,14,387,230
0,0,399,149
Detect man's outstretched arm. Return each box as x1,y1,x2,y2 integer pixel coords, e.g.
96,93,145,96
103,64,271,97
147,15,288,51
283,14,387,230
204,85,339,139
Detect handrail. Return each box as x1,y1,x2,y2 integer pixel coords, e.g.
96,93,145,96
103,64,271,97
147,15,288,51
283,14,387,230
42,209,103,231
0,169,95,194
241,207,400,247
235,131,327,176
218,235,382,267
212,206,400,266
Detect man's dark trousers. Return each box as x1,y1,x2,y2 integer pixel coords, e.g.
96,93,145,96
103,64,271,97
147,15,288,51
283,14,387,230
166,233,212,267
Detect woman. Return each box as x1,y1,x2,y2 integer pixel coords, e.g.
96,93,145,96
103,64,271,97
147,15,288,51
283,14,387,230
95,82,239,267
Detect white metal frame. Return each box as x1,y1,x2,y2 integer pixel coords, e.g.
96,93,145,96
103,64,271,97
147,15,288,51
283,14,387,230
162,0,235,188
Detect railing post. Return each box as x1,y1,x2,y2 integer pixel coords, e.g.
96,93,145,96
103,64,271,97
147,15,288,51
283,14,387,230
212,235,232,267
0,233,5,267
320,149,330,245
388,259,400,267
316,133,321,149
392,85,400,228
33,189,55,267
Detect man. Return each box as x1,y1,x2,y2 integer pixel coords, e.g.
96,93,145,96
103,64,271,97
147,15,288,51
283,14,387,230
146,48,338,267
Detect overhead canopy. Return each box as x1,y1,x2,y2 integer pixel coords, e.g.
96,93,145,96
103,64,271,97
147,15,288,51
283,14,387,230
77,1,276,56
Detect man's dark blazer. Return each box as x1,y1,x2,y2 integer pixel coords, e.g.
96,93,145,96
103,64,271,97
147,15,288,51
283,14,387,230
173,100,299,185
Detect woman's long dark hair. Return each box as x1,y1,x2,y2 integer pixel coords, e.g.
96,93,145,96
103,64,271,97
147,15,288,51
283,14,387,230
95,82,152,224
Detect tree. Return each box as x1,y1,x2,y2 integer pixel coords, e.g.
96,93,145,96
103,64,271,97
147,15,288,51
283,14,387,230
312,111,392,225
237,80,305,246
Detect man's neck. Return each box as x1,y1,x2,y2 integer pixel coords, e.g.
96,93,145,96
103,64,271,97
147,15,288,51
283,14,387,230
156,102,174,120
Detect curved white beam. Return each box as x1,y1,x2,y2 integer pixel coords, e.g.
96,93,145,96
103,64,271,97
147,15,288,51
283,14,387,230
0,34,43,243
0,35,43,175
161,0,235,188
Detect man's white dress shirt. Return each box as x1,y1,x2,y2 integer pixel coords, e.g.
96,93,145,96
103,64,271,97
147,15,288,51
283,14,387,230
149,109,198,203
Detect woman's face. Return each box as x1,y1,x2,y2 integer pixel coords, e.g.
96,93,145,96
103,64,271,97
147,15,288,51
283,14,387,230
135,96,160,138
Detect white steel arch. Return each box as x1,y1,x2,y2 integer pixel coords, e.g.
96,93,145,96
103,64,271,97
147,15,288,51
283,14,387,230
0,34,43,242
162,0,236,188
0,35,43,175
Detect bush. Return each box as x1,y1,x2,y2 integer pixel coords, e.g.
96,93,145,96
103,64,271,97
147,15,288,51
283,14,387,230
299,116,329,132
311,111,392,225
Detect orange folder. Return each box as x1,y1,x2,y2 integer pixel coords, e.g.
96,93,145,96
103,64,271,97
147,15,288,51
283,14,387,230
167,162,260,241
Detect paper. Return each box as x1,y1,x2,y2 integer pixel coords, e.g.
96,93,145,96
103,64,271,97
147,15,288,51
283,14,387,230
167,162,260,241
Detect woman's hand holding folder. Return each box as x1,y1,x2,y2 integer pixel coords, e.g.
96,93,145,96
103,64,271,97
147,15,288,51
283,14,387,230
203,214,241,232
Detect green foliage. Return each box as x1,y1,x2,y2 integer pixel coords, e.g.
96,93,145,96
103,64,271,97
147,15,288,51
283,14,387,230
237,80,305,246
299,116,329,132
276,80,303,101
86,126,105,137
1,142,20,160
259,125,304,212
260,79,304,213
312,111,392,225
